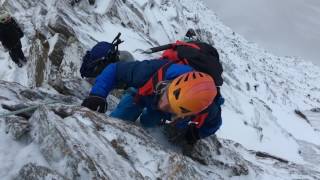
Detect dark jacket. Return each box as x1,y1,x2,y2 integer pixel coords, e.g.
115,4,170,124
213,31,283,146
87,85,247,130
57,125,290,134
90,59,223,139
0,18,24,49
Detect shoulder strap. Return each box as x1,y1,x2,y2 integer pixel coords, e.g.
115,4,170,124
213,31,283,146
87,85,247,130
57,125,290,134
136,41,210,98
137,61,174,97
191,112,209,128
191,95,224,128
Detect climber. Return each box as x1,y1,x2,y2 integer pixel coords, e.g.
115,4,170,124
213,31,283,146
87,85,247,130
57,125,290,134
0,10,27,67
81,40,224,146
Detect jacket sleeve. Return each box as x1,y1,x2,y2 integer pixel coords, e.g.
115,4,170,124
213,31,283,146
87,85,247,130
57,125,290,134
90,63,117,97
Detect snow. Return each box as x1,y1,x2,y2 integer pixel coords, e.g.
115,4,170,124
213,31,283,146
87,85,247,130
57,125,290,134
0,0,320,178
94,0,112,14
219,107,305,164
0,120,47,179
47,34,59,55
301,109,320,132
0,44,28,86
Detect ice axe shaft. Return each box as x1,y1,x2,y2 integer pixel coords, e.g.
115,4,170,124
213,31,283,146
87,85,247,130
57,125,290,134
142,43,174,54
142,40,198,54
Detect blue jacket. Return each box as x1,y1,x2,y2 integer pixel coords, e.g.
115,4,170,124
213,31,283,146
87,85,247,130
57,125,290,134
90,59,223,139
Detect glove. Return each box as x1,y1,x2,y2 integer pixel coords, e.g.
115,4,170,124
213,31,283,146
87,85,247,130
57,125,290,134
81,95,107,113
185,123,200,145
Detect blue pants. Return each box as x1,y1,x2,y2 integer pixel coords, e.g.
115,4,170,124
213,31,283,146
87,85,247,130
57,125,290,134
110,91,162,127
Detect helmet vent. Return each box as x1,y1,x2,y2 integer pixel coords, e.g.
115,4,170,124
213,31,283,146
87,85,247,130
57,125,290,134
184,74,189,82
180,106,191,114
175,77,183,86
173,88,181,100
199,73,204,77
192,72,196,79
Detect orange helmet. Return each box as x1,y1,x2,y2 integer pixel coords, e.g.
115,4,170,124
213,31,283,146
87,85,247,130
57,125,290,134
167,72,217,117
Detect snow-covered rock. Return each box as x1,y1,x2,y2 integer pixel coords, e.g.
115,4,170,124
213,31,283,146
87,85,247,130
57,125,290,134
0,81,319,179
0,0,320,179
5,116,29,140
14,163,67,180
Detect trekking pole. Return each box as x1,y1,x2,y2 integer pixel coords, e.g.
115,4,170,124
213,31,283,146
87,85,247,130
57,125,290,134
142,43,174,54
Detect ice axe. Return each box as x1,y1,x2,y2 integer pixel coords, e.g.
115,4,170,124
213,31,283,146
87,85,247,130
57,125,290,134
141,43,174,54
141,40,198,54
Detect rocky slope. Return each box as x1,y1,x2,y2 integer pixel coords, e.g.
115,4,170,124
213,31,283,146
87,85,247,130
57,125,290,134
0,0,320,179
1,80,319,179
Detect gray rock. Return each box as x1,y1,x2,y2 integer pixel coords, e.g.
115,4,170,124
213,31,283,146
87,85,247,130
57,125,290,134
164,127,251,177
107,0,147,33
29,31,50,87
28,106,144,179
48,15,75,39
1,0,320,179
69,0,95,6
1,80,320,179
190,138,252,176
48,77,91,99
20,89,46,101
49,33,68,66
5,116,30,140
14,163,68,180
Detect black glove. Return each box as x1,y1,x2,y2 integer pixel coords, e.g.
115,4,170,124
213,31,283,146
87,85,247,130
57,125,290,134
81,95,107,113
185,124,200,145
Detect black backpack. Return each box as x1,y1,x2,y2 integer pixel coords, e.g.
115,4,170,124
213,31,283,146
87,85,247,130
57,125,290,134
138,40,223,97
145,40,223,86
175,41,223,86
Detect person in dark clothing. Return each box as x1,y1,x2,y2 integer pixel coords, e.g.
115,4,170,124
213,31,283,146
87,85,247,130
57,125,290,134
0,10,26,67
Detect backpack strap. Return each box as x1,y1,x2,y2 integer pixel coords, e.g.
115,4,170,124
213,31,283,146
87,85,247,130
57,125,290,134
137,61,174,97
136,41,201,99
191,112,209,128
191,95,224,128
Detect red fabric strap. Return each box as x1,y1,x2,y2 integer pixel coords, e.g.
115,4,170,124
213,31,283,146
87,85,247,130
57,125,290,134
192,112,209,128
